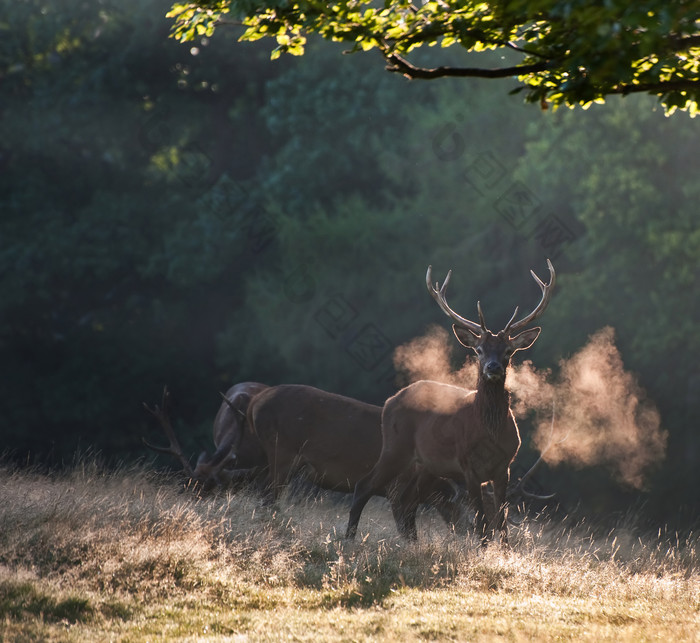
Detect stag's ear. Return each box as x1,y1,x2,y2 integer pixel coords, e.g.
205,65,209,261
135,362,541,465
510,327,541,352
453,324,480,349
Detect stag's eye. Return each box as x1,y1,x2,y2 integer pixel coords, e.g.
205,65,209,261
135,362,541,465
475,346,484,356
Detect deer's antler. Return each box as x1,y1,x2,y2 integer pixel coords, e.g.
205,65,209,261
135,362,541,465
427,260,555,336
142,386,194,478
426,266,487,334
503,259,556,335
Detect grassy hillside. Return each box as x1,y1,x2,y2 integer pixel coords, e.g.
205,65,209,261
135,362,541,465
0,459,697,641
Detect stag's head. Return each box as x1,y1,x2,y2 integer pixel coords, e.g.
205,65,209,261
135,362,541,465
426,260,556,383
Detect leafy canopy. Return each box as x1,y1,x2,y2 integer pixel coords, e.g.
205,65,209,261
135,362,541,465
167,1,700,114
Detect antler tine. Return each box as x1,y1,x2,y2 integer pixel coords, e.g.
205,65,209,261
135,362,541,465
142,386,194,478
511,453,557,501
504,306,519,331
426,265,485,334
476,301,488,332
504,259,556,335
220,391,248,419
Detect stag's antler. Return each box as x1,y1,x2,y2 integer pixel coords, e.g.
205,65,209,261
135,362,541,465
142,386,194,478
427,260,555,336
503,259,556,336
426,266,487,334
509,401,569,501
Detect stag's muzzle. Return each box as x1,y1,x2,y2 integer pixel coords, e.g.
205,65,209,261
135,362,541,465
483,361,505,381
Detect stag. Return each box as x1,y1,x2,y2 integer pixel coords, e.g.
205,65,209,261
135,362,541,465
246,384,468,536
346,260,555,544
143,382,269,490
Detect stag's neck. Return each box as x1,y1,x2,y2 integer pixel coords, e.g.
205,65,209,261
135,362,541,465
475,374,510,441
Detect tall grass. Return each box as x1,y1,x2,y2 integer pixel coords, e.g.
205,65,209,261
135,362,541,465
0,458,697,641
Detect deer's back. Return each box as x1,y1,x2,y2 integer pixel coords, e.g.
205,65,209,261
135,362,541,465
249,384,382,488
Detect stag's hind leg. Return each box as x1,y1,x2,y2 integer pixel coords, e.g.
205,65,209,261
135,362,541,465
420,476,469,536
388,472,423,541
389,499,418,541
346,449,412,540
390,467,458,541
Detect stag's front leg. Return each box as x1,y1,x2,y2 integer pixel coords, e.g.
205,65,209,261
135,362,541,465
490,469,510,547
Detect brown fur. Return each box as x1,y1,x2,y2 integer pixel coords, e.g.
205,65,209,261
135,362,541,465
346,325,542,544
247,384,467,536
347,261,553,543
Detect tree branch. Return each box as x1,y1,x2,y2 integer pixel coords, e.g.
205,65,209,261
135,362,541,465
385,51,700,99
385,53,549,80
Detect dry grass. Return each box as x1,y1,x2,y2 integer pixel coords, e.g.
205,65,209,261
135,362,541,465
0,458,697,641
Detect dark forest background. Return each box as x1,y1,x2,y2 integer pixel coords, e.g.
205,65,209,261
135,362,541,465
1,0,698,525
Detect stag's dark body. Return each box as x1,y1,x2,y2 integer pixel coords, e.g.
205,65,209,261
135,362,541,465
247,384,466,535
